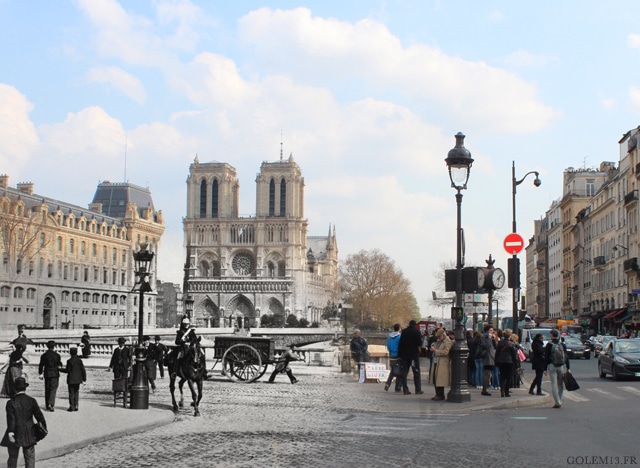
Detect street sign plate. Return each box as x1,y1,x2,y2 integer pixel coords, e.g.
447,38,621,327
504,233,524,255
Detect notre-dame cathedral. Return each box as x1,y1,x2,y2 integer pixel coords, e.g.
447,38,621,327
182,153,338,328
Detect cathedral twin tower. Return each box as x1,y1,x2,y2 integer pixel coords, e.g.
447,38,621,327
183,154,338,329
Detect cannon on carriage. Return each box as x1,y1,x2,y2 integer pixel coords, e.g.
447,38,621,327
212,335,277,383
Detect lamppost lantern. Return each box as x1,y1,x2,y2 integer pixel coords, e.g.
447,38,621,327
445,132,474,191
133,243,154,285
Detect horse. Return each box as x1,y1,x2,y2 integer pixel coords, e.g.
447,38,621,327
167,345,206,417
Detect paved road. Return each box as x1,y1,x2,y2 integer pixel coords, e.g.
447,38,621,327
30,357,640,468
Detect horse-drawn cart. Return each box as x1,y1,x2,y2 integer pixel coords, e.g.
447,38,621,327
213,335,276,383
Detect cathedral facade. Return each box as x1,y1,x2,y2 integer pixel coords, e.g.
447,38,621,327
182,154,338,328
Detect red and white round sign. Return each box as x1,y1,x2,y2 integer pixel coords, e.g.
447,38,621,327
504,233,524,255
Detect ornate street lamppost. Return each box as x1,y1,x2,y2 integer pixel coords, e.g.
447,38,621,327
130,243,154,410
444,132,474,403
511,162,541,336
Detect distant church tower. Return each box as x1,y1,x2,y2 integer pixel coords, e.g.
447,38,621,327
182,151,338,329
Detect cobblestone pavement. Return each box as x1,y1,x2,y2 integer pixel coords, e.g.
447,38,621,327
30,363,550,468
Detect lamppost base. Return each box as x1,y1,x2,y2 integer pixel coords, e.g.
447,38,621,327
129,346,149,410
447,325,471,403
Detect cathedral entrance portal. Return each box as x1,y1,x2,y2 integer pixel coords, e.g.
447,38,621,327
226,295,256,329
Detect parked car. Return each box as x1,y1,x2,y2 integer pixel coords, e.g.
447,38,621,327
562,336,591,359
594,336,615,357
598,339,640,380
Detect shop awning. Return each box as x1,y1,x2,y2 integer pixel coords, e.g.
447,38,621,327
603,308,627,320
616,313,632,323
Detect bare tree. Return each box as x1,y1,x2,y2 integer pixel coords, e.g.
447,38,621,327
0,197,50,307
340,249,419,329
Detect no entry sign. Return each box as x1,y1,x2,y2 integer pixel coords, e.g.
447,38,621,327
504,233,524,255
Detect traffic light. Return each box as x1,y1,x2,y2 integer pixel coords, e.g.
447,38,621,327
508,257,520,288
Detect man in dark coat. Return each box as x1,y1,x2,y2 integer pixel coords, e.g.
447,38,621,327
153,335,167,379
143,336,158,392
38,340,62,412
108,338,131,380
398,319,423,395
80,331,91,359
0,377,46,468
61,347,86,412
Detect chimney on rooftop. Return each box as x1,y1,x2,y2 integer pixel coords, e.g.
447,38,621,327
17,182,34,195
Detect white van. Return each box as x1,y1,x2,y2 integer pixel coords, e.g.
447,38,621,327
521,328,556,360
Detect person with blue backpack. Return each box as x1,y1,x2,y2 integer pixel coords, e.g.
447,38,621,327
544,329,570,408
384,324,402,392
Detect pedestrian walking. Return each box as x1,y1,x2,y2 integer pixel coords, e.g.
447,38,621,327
60,347,86,412
37,341,62,412
267,345,300,384
349,329,369,372
429,328,452,400
472,331,484,390
479,324,497,396
398,320,423,395
495,329,519,397
544,329,570,408
383,324,402,392
0,377,46,468
1,345,29,399
466,330,476,387
108,338,131,380
80,331,91,359
153,336,167,379
10,326,31,350
142,336,158,392
528,333,546,396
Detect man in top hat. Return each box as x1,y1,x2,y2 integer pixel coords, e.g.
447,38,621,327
38,341,62,412
0,377,46,468
153,335,167,379
142,336,158,392
108,337,131,380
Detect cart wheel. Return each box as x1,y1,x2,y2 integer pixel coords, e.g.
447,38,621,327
256,363,269,380
222,344,263,383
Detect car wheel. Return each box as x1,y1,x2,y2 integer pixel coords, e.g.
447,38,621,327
612,366,620,381
598,362,606,378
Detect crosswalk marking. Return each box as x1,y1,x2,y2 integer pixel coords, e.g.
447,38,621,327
619,386,640,396
563,391,590,402
586,388,625,400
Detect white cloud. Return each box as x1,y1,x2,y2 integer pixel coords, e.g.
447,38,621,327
0,85,39,176
629,86,640,111
628,33,640,50
87,66,147,103
601,97,617,110
503,49,560,68
237,8,558,134
488,10,506,22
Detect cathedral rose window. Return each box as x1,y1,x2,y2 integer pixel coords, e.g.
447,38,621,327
232,252,256,276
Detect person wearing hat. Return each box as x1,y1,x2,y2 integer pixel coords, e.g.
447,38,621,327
429,327,453,401
153,336,167,379
0,344,29,399
80,331,91,359
267,344,300,384
10,325,31,350
108,338,131,380
0,377,46,468
38,341,62,412
142,336,158,392
60,347,86,412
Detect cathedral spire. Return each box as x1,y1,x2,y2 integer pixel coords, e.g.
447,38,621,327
280,130,283,162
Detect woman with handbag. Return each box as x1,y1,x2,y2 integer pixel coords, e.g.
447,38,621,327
528,333,546,396
429,328,452,401
495,329,520,397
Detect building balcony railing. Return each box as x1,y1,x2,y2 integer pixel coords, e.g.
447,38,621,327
624,257,639,273
625,190,638,206
593,256,606,270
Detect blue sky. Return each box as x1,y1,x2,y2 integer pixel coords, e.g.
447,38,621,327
2,0,640,316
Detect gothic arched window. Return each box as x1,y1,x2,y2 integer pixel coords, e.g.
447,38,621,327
200,179,207,218
211,179,219,218
280,179,286,216
269,179,275,216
